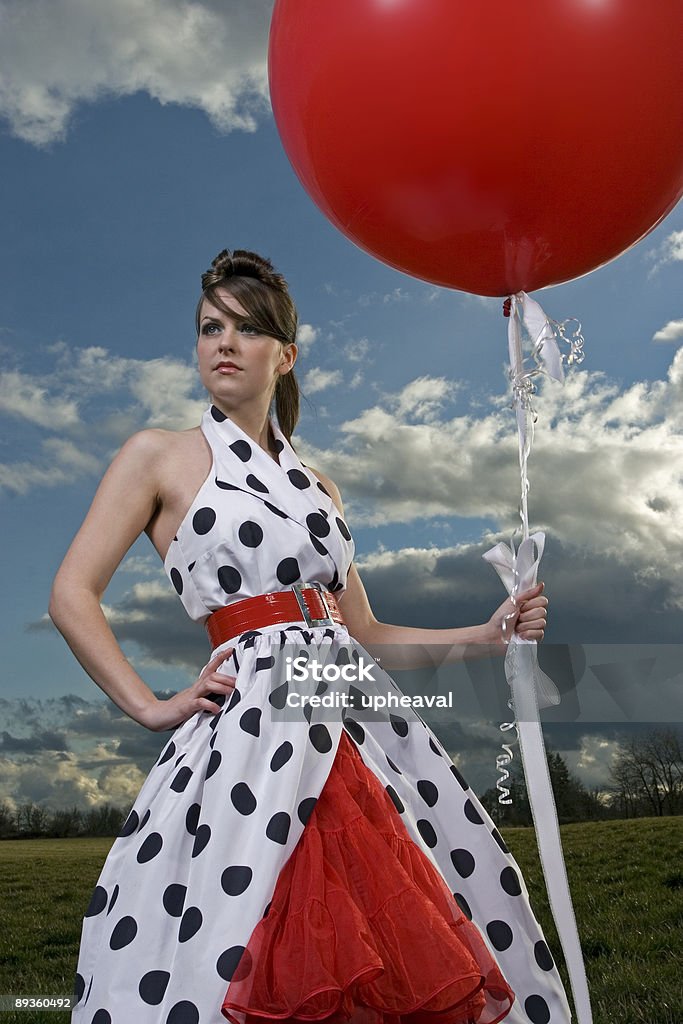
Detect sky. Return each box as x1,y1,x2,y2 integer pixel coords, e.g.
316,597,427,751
0,0,682,815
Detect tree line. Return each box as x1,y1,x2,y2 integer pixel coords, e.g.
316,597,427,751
480,727,683,826
1,727,680,838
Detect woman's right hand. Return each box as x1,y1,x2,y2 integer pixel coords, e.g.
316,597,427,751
142,648,237,732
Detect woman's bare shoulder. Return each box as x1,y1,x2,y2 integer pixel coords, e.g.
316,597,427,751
113,425,204,471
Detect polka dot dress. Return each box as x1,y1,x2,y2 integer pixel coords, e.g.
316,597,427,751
71,405,573,1024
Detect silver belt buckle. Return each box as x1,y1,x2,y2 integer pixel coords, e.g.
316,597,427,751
292,581,334,627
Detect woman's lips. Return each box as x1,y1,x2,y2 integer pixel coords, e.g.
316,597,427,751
216,365,240,374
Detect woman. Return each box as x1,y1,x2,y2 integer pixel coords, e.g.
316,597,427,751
51,249,569,1024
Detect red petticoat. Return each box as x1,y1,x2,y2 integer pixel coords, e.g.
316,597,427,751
222,730,515,1024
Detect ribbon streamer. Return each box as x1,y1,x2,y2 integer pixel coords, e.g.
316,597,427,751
482,292,593,1023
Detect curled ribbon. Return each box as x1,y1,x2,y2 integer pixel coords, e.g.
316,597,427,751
482,291,593,1023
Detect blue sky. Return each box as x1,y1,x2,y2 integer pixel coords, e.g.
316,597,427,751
0,0,682,813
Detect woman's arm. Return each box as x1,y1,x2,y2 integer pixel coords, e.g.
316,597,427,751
309,468,547,671
49,431,235,730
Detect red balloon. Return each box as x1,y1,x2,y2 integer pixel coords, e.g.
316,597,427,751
269,0,683,296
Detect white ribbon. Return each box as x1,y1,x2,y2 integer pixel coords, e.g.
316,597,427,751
482,292,594,1023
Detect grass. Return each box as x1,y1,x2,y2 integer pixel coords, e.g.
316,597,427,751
0,819,681,1024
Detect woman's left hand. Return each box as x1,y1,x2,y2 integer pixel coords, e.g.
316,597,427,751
483,581,548,653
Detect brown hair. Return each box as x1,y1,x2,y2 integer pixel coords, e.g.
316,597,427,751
196,248,300,442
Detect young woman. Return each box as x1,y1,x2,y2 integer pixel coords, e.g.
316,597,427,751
51,249,569,1024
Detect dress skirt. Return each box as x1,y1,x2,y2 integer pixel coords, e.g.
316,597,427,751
221,730,515,1024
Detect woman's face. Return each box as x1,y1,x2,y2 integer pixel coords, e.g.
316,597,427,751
196,288,296,410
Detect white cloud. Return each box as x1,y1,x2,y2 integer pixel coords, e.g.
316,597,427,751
646,229,683,275
653,319,683,343
297,350,683,607
295,323,318,357
302,367,343,395
0,0,273,146
0,370,80,428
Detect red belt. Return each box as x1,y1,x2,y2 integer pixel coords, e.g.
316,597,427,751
205,581,345,650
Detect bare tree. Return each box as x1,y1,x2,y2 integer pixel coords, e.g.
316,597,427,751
608,727,683,817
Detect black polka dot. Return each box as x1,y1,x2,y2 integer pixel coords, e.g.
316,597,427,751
386,785,404,813
119,809,139,836
170,568,183,595
138,808,150,830
110,916,137,949
188,561,195,572
298,797,317,825
491,827,509,853
270,741,293,771
240,707,261,737
192,824,211,857
222,865,253,896
417,780,439,807
390,714,408,737
454,893,472,920
185,803,200,836
417,819,438,848
309,723,332,753
231,782,257,815
246,474,268,493
464,798,484,824
344,718,365,744
163,884,187,917
335,516,352,540
217,945,248,982
429,737,443,757
266,811,291,844
215,477,239,490
287,469,310,489
211,405,226,421
139,970,170,1005
269,680,289,710
535,939,555,971
157,742,176,767
306,512,331,537
238,521,263,547
91,1012,111,1024
256,656,275,671
451,848,475,877
107,885,119,914
179,906,203,942
500,866,522,896
386,754,401,773
525,994,551,1024
206,750,222,779
449,763,469,789
276,557,301,584
166,1001,200,1024
309,533,329,556
85,886,108,917
137,832,163,863
218,565,242,594
486,919,513,950
171,766,193,792
230,439,252,462
73,973,85,1003
192,507,216,535
316,480,331,496
264,501,288,518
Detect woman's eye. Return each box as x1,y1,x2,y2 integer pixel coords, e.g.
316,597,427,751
239,323,259,336
202,323,220,335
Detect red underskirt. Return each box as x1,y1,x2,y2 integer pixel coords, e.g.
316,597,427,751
222,730,515,1024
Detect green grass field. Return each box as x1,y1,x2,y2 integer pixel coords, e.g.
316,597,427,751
0,817,681,1024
